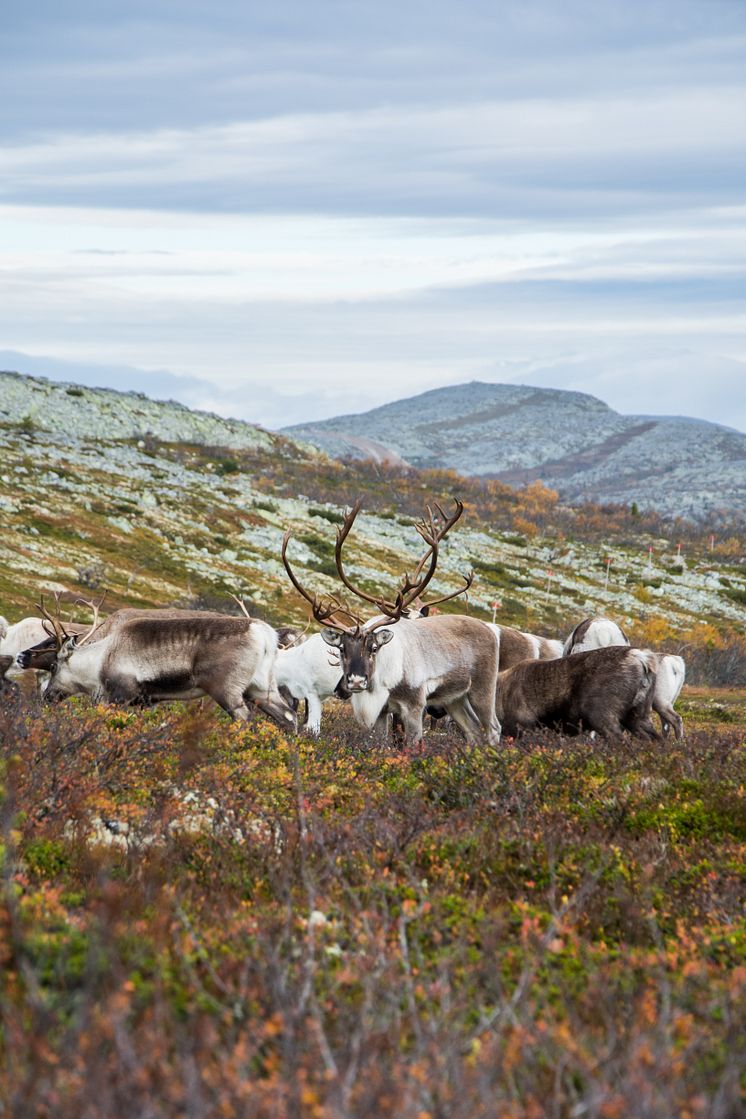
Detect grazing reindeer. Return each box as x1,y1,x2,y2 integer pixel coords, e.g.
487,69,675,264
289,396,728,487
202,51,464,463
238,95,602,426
275,634,346,736
496,646,658,740
3,602,93,686
282,499,501,745
1,615,63,679
35,600,296,727
562,616,686,739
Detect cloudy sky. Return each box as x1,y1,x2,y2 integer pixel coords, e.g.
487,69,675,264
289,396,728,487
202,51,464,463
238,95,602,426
2,0,745,430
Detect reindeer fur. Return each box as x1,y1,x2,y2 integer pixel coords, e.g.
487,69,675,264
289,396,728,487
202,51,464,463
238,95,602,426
44,612,295,727
324,615,501,745
496,646,658,739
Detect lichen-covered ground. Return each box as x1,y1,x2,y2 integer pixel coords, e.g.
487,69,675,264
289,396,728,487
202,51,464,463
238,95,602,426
1,690,744,1118
2,418,744,648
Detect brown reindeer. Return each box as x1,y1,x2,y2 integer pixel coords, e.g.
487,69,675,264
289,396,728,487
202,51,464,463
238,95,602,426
35,600,296,727
496,646,658,739
282,499,501,744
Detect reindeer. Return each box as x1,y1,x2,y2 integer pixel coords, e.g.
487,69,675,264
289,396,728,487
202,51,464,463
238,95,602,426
3,602,94,687
274,635,347,735
496,646,658,740
562,616,686,738
34,600,296,728
282,499,501,745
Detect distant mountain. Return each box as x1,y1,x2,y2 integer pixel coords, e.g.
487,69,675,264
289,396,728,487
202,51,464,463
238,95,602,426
283,382,746,524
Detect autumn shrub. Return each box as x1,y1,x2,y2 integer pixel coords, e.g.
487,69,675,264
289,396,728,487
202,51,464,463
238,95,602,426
1,694,745,1118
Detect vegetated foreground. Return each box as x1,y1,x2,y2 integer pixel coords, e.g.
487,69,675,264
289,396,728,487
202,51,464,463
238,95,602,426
1,692,745,1118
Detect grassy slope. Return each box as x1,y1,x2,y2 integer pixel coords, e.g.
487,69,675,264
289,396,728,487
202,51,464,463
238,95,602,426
1,424,744,651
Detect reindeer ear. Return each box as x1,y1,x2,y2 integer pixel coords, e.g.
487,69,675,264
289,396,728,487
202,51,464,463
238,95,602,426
321,629,344,648
60,635,79,656
373,629,394,648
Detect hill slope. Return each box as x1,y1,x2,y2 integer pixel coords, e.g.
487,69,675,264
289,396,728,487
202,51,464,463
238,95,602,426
0,369,275,450
283,382,746,523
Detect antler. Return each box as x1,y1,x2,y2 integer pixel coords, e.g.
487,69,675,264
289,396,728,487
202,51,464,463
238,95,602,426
73,594,106,646
230,593,252,620
37,593,70,650
332,500,398,613
420,568,475,611
281,529,362,633
335,498,466,622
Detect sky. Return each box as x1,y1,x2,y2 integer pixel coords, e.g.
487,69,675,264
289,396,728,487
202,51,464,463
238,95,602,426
1,0,745,431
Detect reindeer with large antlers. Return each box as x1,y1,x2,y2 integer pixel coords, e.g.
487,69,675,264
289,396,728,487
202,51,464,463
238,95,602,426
282,499,501,744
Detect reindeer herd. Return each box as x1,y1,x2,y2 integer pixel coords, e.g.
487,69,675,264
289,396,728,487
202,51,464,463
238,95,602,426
0,499,686,744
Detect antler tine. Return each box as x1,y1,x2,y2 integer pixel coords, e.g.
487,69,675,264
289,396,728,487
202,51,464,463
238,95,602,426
230,593,252,620
282,528,360,633
52,590,72,641
333,500,398,615
37,594,66,650
74,595,104,647
421,569,474,610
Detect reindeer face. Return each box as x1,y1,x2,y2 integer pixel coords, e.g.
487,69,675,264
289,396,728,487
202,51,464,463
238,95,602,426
17,635,58,671
321,628,393,692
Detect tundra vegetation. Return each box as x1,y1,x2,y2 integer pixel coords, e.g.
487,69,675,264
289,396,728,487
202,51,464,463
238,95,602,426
1,692,745,1117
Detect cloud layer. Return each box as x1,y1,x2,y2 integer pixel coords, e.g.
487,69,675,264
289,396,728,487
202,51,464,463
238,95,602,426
2,0,745,430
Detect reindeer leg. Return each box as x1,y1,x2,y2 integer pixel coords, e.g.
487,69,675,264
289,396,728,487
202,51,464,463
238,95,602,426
655,704,683,739
463,690,502,746
444,696,484,745
104,674,141,706
304,693,323,736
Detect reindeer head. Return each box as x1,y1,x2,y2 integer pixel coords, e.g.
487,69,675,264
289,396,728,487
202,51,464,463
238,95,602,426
282,499,472,692
32,595,105,701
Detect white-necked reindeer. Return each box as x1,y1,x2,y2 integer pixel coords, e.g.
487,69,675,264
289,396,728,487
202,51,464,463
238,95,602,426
282,499,501,744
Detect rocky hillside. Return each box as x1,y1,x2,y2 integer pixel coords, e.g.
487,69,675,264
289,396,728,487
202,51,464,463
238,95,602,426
283,382,746,524
0,369,276,450
1,372,744,651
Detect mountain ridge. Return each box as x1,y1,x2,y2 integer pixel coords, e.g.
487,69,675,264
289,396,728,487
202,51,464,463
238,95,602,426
282,381,746,524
